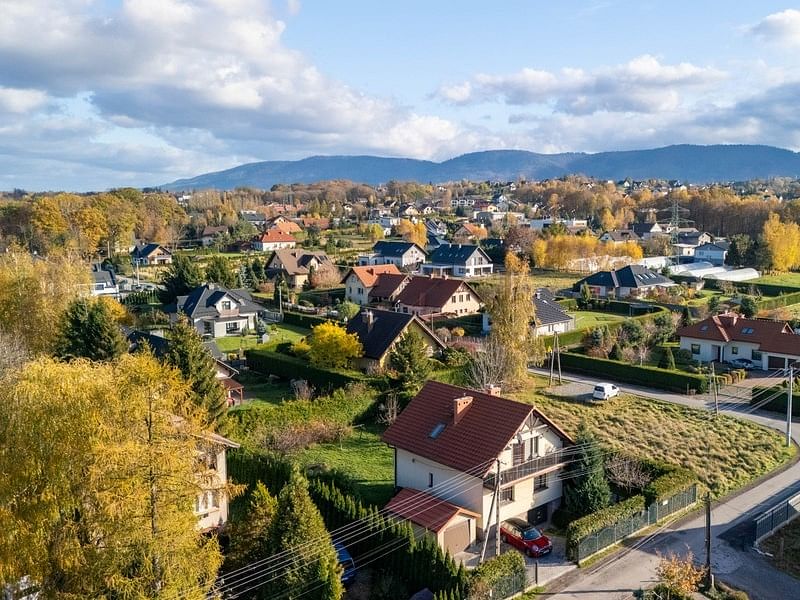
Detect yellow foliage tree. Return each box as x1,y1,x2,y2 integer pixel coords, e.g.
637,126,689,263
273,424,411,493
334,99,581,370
396,219,427,247
0,354,229,598
307,321,363,369
762,212,800,271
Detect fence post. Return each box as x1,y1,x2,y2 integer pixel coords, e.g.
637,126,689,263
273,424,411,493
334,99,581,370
534,560,539,585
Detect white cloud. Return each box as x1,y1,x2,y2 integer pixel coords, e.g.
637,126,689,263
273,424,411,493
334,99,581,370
0,87,48,113
748,9,800,46
437,55,725,114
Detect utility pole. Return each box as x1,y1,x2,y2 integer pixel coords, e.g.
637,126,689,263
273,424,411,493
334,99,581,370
555,332,562,384
480,459,500,563
787,364,794,448
711,363,719,416
495,457,502,559
705,491,714,589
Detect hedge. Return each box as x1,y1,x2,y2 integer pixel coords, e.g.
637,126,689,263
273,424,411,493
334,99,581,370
281,311,329,328
557,351,709,393
755,291,800,310
245,348,367,390
671,277,800,297
751,385,800,417
566,495,646,556
469,550,526,599
540,306,670,349
644,466,698,504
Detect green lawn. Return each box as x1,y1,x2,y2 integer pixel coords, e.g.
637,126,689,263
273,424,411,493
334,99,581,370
754,272,800,288
297,427,395,507
241,381,293,405
264,323,311,345
761,517,800,579
570,310,626,329
215,335,261,353
512,382,794,498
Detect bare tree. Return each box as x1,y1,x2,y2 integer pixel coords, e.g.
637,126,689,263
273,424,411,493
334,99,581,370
290,379,314,401
377,392,400,426
605,454,652,494
465,337,510,391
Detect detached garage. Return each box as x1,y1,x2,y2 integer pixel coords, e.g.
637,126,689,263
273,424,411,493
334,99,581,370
385,488,480,555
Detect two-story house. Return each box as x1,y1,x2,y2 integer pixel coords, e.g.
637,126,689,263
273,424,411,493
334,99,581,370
382,381,574,555
89,262,119,297
395,275,482,316
173,284,261,338
421,244,493,278
693,241,730,266
677,312,800,369
482,288,575,337
266,249,334,289
194,429,240,532
131,242,173,266
341,264,402,305
358,241,427,269
251,229,297,252
201,226,228,247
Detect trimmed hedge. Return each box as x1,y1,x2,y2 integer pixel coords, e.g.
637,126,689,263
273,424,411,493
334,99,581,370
751,385,800,417
556,298,578,310
281,311,329,328
644,466,698,504
245,348,367,390
557,351,709,393
469,550,526,599
541,306,670,349
672,277,800,297
566,495,646,556
756,291,800,310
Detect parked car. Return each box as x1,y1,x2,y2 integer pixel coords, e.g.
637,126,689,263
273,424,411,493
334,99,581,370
729,358,754,371
334,542,356,586
500,518,552,557
592,383,619,400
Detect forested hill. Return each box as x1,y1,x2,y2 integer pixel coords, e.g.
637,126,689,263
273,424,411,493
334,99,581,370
161,144,800,190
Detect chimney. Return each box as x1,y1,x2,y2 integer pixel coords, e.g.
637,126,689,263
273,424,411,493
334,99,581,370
453,395,473,424
486,384,502,396
362,309,374,331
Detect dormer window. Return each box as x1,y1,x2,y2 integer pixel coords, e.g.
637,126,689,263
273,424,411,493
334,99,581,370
221,301,231,310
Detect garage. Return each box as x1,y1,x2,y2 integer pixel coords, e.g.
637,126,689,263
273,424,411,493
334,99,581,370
442,520,471,555
768,355,787,370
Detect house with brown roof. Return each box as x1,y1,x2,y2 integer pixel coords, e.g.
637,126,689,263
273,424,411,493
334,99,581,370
677,312,800,370
266,249,334,289
341,264,402,305
368,273,411,305
266,216,303,234
382,381,574,554
201,225,228,246
252,229,297,252
395,275,482,317
345,308,445,372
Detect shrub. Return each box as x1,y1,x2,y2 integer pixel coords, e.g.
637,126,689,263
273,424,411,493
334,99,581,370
469,551,526,600
290,339,311,358
658,346,676,370
246,348,368,390
566,495,646,559
643,467,697,504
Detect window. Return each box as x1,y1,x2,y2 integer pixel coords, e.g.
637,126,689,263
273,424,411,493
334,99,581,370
535,474,548,491
742,327,754,334
452,295,457,303
731,346,739,355
499,487,514,505
221,301,231,310
533,435,540,456
204,321,213,334
752,351,763,361
225,322,240,333
428,473,434,488
429,423,446,438
691,344,701,355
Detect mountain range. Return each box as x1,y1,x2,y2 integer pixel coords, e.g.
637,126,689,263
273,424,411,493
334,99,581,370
161,144,800,191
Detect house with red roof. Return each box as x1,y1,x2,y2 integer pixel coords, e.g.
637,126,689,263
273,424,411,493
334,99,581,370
395,275,482,317
382,381,573,555
341,264,402,305
678,313,800,370
251,229,297,252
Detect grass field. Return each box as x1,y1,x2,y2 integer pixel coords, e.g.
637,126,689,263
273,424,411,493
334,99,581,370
570,310,626,329
512,385,794,497
754,272,800,288
214,335,261,353
761,517,800,579
297,427,395,507
213,323,310,353
241,380,293,405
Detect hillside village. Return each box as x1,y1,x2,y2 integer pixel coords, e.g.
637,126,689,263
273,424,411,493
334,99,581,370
2,176,800,600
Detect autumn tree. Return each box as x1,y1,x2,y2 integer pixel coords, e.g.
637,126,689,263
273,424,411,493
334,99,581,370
396,219,427,247
160,253,204,303
55,297,127,361
762,212,800,271
205,254,236,288
740,295,758,319
307,321,363,369
164,316,227,426
656,551,706,598
389,329,433,397
0,249,89,355
0,355,225,598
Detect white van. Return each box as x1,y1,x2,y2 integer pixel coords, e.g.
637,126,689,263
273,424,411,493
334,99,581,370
592,383,619,400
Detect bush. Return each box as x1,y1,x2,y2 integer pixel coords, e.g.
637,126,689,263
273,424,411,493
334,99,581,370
643,467,697,504
246,348,368,390
469,551,526,600
566,495,646,559
751,386,800,417
658,347,676,370
559,352,708,393
281,311,328,328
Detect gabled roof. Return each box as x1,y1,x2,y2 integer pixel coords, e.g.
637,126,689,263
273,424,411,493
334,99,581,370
341,264,402,288
372,240,427,258
90,262,116,286
255,230,296,244
631,222,662,234
385,488,479,532
533,289,573,326
458,223,486,236
576,264,673,290
427,244,491,266
131,243,170,258
677,313,800,355
601,229,641,242
395,276,479,309
382,381,572,477
176,284,261,319
368,273,410,300
695,241,729,252
202,226,227,237
346,308,444,360
269,249,331,275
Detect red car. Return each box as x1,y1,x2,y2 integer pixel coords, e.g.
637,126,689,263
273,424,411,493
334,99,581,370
500,518,552,557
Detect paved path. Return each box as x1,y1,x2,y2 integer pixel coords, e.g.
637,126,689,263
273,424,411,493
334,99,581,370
530,369,800,600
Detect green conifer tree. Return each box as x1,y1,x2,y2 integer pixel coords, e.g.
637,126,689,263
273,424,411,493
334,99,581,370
228,482,277,567
56,298,126,361
659,346,676,370
563,422,611,518
390,329,433,397
205,255,236,288
159,254,203,303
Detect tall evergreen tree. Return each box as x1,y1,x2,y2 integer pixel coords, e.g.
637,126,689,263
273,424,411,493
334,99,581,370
205,255,236,288
390,329,432,398
164,316,227,426
269,472,343,600
563,423,611,518
160,254,203,303
228,482,277,568
56,298,127,361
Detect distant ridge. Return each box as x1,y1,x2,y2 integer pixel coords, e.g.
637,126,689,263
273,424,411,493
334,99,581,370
161,144,800,191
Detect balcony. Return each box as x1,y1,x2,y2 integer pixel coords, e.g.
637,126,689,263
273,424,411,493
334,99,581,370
483,451,564,489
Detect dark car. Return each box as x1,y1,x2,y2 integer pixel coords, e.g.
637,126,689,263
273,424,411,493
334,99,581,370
500,517,552,557
334,542,356,586
729,358,754,370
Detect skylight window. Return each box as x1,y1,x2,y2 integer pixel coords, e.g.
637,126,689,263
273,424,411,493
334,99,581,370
742,327,754,334
700,325,708,331
429,423,446,439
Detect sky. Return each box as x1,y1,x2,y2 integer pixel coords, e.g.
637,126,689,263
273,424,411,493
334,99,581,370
2,1,800,190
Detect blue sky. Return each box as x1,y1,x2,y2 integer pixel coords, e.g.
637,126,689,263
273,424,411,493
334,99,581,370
1,1,800,190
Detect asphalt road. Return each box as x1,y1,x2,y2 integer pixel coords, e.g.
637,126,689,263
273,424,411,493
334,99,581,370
530,369,800,600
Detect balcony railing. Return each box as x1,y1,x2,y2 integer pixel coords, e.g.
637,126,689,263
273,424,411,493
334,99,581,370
484,451,564,489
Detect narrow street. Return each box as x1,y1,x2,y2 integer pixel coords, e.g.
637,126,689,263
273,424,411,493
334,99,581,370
530,369,800,600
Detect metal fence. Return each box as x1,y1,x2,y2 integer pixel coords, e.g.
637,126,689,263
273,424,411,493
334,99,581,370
575,484,698,562
466,571,526,600
755,491,800,542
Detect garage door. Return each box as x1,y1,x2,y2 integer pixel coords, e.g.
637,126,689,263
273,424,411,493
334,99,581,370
768,355,786,370
442,520,470,555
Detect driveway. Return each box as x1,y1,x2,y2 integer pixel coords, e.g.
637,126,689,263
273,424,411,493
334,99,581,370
530,368,800,600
